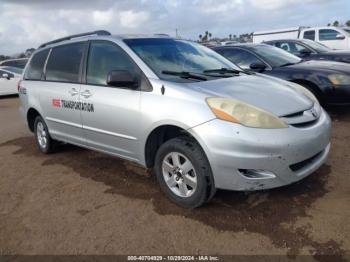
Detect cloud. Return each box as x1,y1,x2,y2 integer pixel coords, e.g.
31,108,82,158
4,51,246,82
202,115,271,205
93,10,114,26
0,0,349,55
120,10,150,28
249,0,329,10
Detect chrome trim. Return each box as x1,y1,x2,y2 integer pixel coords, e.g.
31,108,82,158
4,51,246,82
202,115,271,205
82,125,137,140
46,117,82,128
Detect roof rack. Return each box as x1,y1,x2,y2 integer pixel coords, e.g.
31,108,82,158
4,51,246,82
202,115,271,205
38,30,111,49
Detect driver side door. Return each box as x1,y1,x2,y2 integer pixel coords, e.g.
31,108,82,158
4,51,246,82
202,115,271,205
80,40,145,162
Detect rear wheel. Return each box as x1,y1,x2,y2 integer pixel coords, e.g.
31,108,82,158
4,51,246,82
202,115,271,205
34,116,56,154
154,136,215,208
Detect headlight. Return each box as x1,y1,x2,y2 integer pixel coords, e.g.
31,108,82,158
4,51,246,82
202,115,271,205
206,97,288,129
328,74,350,86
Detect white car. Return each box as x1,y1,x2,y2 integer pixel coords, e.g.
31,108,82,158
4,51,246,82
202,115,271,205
254,26,350,50
0,66,22,95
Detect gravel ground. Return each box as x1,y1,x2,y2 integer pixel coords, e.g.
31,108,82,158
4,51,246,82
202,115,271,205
0,96,349,261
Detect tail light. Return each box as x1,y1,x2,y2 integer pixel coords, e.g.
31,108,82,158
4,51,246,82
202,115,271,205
17,80,22,92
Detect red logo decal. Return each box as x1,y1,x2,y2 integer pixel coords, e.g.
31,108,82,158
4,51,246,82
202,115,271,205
52,99,61,108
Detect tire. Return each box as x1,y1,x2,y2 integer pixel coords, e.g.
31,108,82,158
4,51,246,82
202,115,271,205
34,116,56,154
154,136,215,208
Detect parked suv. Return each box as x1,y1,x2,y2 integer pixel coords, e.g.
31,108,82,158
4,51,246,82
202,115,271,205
19,31,331,208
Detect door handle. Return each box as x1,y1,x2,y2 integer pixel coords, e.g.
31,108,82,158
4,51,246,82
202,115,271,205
69,88,79,96
81,90,92,98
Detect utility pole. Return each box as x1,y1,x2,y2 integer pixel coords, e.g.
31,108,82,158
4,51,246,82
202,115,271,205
175,28,178,38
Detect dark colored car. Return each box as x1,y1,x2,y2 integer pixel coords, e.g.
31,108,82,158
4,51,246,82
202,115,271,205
264,39,350,64
213,43,350,105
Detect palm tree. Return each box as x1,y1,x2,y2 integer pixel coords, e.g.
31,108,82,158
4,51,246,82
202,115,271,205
199,34,203,41
346,20,350,27
208,33,212,39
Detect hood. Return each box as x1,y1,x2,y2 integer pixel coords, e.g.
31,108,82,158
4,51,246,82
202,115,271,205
287,60,350,74
188,74,313,117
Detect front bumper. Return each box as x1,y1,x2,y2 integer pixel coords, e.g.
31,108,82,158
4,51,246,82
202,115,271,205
189,109,331,191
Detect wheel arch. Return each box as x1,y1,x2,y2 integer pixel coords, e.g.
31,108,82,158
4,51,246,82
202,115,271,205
26,107,42,132
290,79,325,102
144,124,194,168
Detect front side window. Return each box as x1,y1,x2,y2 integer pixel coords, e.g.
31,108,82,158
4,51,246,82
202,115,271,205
218,49,263,70
319,29,342,41
124,38,240,82
303,30,315,41
24,49,49,80
46,42,85,83
87,41,140,86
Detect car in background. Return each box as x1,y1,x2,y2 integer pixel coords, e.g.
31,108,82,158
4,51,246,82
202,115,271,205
253,26,350,50
214,43,350,105
265,39,350,63
0,66,23,95
0,58,28,69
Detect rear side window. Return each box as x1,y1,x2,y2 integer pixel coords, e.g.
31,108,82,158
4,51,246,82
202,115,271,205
46,42,85,83
319,29,342,41
303,30,315,41
24,50,49,80
86,41,139,86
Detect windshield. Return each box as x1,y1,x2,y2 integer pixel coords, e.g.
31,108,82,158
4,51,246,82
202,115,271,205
1,66,23,74
301,39,331,52
251,45,301,67
124,38,241,82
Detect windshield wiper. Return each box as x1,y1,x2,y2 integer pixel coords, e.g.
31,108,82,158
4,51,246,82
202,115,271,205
203,68,241,74
162,71,207,81
203,67,254,76
279,62,296,67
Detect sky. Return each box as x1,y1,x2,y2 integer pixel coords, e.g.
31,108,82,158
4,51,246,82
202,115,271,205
0,0,349,55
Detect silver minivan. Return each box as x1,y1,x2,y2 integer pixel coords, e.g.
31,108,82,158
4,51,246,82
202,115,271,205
19,31,331,208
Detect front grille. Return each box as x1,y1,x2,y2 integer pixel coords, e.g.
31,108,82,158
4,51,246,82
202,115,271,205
290,119,318,128
281,110,304,118
281,104,320,128
289,150,323,172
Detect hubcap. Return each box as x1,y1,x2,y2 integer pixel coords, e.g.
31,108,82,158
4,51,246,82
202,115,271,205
36,122,48,149
162,152,197,198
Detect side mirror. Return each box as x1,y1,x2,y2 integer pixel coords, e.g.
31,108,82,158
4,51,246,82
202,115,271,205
2,73,10,80
336,34,345,40
250,62,267,72
300,49,312,56
107,70,139,89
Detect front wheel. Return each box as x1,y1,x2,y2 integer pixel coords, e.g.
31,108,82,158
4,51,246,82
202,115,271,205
154,137,215,208
34,116,56,154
